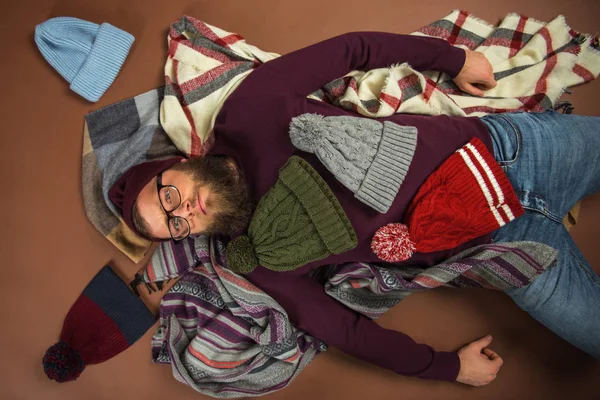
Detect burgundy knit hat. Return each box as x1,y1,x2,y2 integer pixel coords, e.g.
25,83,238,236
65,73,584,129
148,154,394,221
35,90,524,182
371,138,524,262
43,266,156,382
108,157,184,234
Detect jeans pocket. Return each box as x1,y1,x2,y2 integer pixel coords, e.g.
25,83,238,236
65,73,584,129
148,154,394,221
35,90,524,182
495,114,523,168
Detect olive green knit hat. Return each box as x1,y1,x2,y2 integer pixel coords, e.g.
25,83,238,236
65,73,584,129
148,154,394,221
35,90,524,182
226,156,357,274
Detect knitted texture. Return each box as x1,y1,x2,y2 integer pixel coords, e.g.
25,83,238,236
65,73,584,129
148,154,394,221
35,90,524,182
226,235,259,274
43,342,85,382
109,157,184,235
35,17,134,102
290,113,417,213
371,223,416,262
226,156,357,273
43,266,156,382
372,138,524,262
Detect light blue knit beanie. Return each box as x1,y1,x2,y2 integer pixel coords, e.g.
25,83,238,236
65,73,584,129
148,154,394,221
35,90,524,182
35,17,134,102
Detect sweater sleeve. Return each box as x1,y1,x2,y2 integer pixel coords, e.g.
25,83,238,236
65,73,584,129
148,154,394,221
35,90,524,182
230,32,465,100
246,267,461,381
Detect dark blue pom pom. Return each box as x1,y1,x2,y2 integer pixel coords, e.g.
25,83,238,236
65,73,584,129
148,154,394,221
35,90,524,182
43,342,85,382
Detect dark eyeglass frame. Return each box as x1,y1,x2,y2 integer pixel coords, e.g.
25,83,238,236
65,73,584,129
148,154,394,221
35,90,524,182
156,172,191,242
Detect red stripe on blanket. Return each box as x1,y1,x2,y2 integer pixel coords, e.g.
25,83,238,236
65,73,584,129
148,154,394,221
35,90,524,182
284,351,300,363
534,27,556,95
461,105,522,114
350,280,362,289
573,63,595,82
510,16,528,57
188,345,249,369
422,77,437,102
380,93,401,111
418,26,478,49
448,10,469,45
413,275,442,288
171,60,185,102
188,17,221,42
348,76,358,92
169,26,186,41
416,26,452,41
173,59,202,156
463,93,551,115
200,130,216,156
190,18,244,49
214,264,265,293
184,105,202,156
147,262,157,281
179,62,241,95
168,38,180,57
463,269,498,289
518,94,548,112
219,33,244,45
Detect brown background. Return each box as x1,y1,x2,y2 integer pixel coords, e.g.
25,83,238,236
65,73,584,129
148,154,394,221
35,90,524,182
1,0,599,399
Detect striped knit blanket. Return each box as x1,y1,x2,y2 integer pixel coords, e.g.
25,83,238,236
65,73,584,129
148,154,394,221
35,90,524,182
147,236,557,397
150,235,325,397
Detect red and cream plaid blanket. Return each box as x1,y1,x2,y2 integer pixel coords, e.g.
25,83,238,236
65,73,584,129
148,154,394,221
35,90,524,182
161,10,600,156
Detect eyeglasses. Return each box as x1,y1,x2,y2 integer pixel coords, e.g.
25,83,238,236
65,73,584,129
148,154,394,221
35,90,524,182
157,172,191,241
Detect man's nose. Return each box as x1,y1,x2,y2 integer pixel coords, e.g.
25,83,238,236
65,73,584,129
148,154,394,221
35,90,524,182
172,200,193,218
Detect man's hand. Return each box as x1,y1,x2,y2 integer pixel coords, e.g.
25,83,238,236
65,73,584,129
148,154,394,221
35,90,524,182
453,50,497,97
456,335,503,387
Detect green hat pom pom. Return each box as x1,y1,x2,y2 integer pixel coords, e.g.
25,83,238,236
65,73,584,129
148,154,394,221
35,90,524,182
226,235,260,274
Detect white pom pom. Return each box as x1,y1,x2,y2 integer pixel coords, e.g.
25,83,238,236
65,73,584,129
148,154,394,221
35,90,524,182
371,223,416,262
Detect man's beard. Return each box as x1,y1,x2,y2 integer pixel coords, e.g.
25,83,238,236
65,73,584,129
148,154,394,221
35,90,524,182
171,155,254,237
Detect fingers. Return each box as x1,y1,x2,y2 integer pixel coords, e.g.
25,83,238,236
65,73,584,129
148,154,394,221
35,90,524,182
472,334,493,349
460,82,485,97
475,78,497,90
483,348,504,369
482,348,499,360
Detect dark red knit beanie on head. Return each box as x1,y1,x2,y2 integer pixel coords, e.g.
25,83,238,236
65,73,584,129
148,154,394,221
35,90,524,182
108,157,184,234
371,138,524,262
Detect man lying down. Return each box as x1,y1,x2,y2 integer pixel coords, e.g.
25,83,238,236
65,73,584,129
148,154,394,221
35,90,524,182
108,32,600,387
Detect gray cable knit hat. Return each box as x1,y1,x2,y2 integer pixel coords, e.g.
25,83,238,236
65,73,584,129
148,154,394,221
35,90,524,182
290,114,418,213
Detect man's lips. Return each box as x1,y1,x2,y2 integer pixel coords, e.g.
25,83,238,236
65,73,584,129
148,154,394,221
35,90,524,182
196,193,208,216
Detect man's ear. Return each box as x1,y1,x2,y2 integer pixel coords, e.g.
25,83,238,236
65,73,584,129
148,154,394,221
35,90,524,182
180,159,188,163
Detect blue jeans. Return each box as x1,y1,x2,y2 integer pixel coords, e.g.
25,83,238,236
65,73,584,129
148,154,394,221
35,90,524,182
481,111,600,358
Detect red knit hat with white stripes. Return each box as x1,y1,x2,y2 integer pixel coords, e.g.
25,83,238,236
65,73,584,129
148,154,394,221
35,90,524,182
371,138,524,262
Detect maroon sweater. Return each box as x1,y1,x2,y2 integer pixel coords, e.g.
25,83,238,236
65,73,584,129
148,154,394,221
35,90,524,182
209,32,493,381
